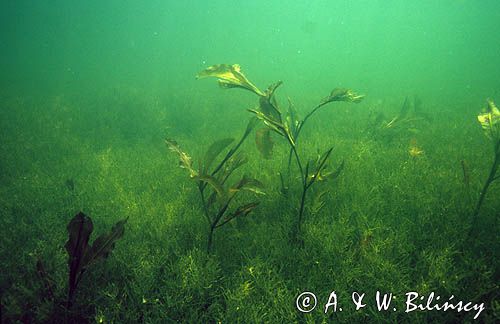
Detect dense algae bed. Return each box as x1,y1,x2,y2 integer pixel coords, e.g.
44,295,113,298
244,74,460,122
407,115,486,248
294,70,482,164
1,81,498,322
1,1,499,323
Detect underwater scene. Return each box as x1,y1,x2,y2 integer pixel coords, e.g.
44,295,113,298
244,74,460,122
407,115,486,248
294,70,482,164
0,1,499,323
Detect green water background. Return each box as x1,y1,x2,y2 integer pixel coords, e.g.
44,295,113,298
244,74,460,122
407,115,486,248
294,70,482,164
1,1,499,322
2,0,500,104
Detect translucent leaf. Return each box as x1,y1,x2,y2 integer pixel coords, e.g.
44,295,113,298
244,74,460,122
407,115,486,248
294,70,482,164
196,174,227,198
223,153,248,181
255,128,274,159
203,138,234,173
196,64,264,96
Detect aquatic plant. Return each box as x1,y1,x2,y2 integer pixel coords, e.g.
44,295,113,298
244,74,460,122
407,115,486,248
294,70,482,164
471,99,500,230
197,64,364,242
32,211,127,322
409,138,424,158
370,96,428,142
166,119,264,253
65,212,127,309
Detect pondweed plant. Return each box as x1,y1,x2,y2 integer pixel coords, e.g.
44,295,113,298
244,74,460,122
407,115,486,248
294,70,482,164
368,96,429,143
34,212,127,321
166,118,264,253
471,99,500,232
197,64,364,242
64,212,127,309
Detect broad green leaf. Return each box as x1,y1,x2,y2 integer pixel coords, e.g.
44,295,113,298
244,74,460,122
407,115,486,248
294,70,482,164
255,128,273,159
82,218,127,267
196,174,227,198
196,64,264,96
166,138,198,178
221,153,248,182
203,138,234,173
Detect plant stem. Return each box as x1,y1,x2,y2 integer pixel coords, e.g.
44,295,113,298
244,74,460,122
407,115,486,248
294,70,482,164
469,140,499,235
296,181,308,236
286,103,325,175
198,187,212,226
207,224,215,254
288,141,309,241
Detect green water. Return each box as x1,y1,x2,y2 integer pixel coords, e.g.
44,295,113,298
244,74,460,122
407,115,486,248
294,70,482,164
1,1,498,323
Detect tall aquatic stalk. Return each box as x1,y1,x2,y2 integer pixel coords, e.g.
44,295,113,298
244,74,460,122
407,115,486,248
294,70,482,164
166,119,264,254
196,64,364,242
469,99,500,237
471,140,499,223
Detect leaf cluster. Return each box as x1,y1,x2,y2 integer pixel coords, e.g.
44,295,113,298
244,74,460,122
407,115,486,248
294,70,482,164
65,212,127,308
166,119,264,252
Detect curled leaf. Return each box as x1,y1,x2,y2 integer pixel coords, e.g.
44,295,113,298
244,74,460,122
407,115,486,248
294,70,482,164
231,175,265,195
166,138,198,178
478,99,500,140
196,64,264,96
320,88,365,106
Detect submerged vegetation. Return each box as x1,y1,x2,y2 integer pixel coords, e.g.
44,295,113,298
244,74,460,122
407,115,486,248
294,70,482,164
197,64,364,243
471,99,500,233
166,118,264,253
11,212,127,322
0,73,498,322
